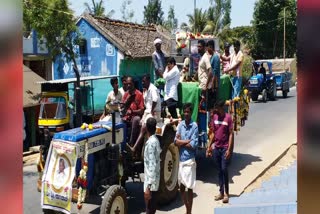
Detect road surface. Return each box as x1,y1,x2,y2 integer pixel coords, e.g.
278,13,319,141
23,87,297,214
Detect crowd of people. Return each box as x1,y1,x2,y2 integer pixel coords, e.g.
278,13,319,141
99,37,244,214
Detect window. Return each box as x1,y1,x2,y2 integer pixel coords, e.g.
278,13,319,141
39,97,67,119
79,39,87,55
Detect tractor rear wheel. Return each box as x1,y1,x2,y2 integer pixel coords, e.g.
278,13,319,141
282,90,288,98
158,127,179,205
262,89,267,103
251,92,258,101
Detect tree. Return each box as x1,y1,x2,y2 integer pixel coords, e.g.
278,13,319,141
251,0,297,59
219,26,254,51
120,0,134,22
84,0,114,17
143,0,164,25
24,0,83,125
164,5,178,33
204,0,231,35
181,8,207,33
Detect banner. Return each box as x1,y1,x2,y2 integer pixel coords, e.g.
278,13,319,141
41,141,78,214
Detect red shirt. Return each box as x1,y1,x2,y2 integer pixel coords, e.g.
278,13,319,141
210,113,233,149
121,89,144,121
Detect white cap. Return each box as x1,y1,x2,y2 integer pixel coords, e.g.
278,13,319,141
154,38,162,45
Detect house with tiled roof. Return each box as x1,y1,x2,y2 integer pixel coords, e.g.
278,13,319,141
53,13,173,80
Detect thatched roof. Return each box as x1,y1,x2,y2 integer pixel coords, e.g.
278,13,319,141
81,13,173,58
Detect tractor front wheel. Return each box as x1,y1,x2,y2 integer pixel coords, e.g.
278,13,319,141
100,185,127,214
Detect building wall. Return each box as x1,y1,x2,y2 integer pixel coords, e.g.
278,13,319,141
53,18,120,80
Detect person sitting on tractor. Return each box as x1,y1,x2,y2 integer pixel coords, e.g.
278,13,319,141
128,74,161,156
121,76,144,146
100,77,122,121
258,63,267,80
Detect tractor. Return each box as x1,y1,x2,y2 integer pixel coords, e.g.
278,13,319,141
248,60,277,102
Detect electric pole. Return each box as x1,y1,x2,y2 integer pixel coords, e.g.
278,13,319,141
283,7,286,71
194,0,196,34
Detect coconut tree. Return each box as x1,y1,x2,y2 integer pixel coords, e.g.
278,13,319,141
84,0,114,17
180,8,207,33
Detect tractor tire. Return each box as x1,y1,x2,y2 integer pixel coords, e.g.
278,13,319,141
100,185,127,214
251,92,258,101
158,127,179,205
282,90,288,98
262,89,267,103
268,81,277,101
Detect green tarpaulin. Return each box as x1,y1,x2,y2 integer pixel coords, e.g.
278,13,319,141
178,82,201,122
218,74,232,101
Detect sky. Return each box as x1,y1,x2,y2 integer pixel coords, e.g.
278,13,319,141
69,0,256,28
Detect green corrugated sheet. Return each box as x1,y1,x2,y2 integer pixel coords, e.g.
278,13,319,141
178,82,201,122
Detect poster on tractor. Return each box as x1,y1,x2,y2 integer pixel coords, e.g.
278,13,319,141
41,141,78,214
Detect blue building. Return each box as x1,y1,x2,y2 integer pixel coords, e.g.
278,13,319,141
53,13,172,80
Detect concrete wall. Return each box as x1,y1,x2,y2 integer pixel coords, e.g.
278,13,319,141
53,18,120,80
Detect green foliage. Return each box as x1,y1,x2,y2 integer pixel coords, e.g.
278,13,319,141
219,26,254,51
84,0,114,17
164,5,178,33
120,0,134,22
181,0,231,35
23,0,79,62
143,0,164,25
251,0,297,59
242,55,254,84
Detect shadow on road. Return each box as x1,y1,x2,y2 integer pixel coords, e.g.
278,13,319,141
229,153,262,184
195,151,262,185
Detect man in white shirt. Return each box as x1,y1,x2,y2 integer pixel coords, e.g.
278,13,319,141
129,74,161,154
163,57,180,118
225,40,244,98
197,40,213,93
100,77,122,121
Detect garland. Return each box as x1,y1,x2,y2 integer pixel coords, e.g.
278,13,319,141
77,136,88,210
175,31,216,53
77,122,112,210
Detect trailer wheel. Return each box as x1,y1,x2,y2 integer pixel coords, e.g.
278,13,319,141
100,185,127,214
268,81,277,101
158,127,179,205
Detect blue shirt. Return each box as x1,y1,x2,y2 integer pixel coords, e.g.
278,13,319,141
211,54,221,87
174,120,199,162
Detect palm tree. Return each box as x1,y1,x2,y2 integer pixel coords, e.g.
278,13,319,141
181,8,207,33
84,0,114,17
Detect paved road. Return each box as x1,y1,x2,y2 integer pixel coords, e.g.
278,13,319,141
23,87,297,214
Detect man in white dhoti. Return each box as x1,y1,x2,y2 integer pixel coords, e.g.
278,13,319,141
174,103,198,214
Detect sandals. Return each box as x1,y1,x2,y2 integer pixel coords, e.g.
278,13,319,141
222,195,229,203
214,194,224,201
214,194,229,203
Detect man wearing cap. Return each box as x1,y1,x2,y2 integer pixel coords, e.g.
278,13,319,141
152,38,166,81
